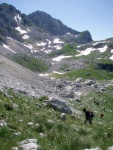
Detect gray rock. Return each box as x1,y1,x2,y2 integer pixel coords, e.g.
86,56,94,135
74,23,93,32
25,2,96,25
108,146,113,150
18,139,39,150
12,103,19,109
0,120,7,127
46,98,72,114
60,113,66,120
85,80,96,86
19,143,38,150
66,90,75,98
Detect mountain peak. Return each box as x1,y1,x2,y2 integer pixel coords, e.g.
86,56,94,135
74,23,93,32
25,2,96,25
27,10,79,36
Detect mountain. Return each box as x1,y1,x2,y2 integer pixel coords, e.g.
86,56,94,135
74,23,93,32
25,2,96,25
0,3,32,43
0,3,92,46
0,3,113,150
27,10,79,36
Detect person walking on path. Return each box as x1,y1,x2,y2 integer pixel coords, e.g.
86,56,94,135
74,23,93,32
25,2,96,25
83,108,95,124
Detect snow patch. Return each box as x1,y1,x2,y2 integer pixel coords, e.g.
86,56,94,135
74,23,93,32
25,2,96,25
27,28,30,32
38,74,49,77
52,55,72,62
75,45,108,56
111,49,113,53
53,38,64,44
37,42,46,46
22,35,29,39
30,50,38,53
98,45,108,52
15,26,27,34
53,71,64,74
54,45,62,50
93,41,106,45
66,32,71,35
44,50,51,53
2,43,16,53
24,44,33,49
14,14,21,22
46,39,51,44
109,55,113,60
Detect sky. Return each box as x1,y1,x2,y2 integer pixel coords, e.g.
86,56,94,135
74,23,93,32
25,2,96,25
0,0,113,41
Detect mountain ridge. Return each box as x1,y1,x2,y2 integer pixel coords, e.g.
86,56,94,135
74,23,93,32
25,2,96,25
0,3,92,45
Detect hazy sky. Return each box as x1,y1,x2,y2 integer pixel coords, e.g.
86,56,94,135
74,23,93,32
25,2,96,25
0,0,113,41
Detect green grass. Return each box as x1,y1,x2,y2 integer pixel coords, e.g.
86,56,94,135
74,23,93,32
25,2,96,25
0,87,113,150
52,67,113,81
48,44,79,58
10,53,49,72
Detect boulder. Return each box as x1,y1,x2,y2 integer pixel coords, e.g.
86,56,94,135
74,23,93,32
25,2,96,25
108,146,113,150
60,113,66,120
18,139,39,150
46,98,72,114
85,80,96,86
66,90,75,98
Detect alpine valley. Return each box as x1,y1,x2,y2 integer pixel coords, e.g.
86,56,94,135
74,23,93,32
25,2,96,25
0,3,113,150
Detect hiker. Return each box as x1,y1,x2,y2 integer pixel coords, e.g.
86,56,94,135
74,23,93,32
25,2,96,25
100,113,104,119
83,108,95,124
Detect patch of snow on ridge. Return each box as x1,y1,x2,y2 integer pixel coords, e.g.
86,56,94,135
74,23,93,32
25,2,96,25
37,42,46,46
75,45,108,56
14,14,21,22
24,44,33,49
15,27,27,34
52,55,72,61
27,28,30,32
54,45,62,50
93,41,106,45
98,45,107,52
53,38,64,44
38,74,49,77
46,39,51,44
111,49,113,53
66,32,71,35
2,43,16,53
30,50,38,53
22,35,29,39
53,71,64,74
44,50,52,54
109,55,113,60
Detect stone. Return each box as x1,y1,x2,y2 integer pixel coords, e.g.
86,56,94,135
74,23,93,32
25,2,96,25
46,98,72,114
19,143,38,150
0,120,7,127
28,122,33,126
108,146,113,150
85,80,96,86
60,113,66,120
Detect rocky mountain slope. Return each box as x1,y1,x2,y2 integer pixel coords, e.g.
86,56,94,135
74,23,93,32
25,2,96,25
0,2,113,150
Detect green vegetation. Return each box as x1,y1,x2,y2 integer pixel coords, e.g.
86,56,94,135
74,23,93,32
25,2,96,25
10,53,49,72
0,87,113,150
48,44,79,58
95,60,113,72
52,67,113,81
